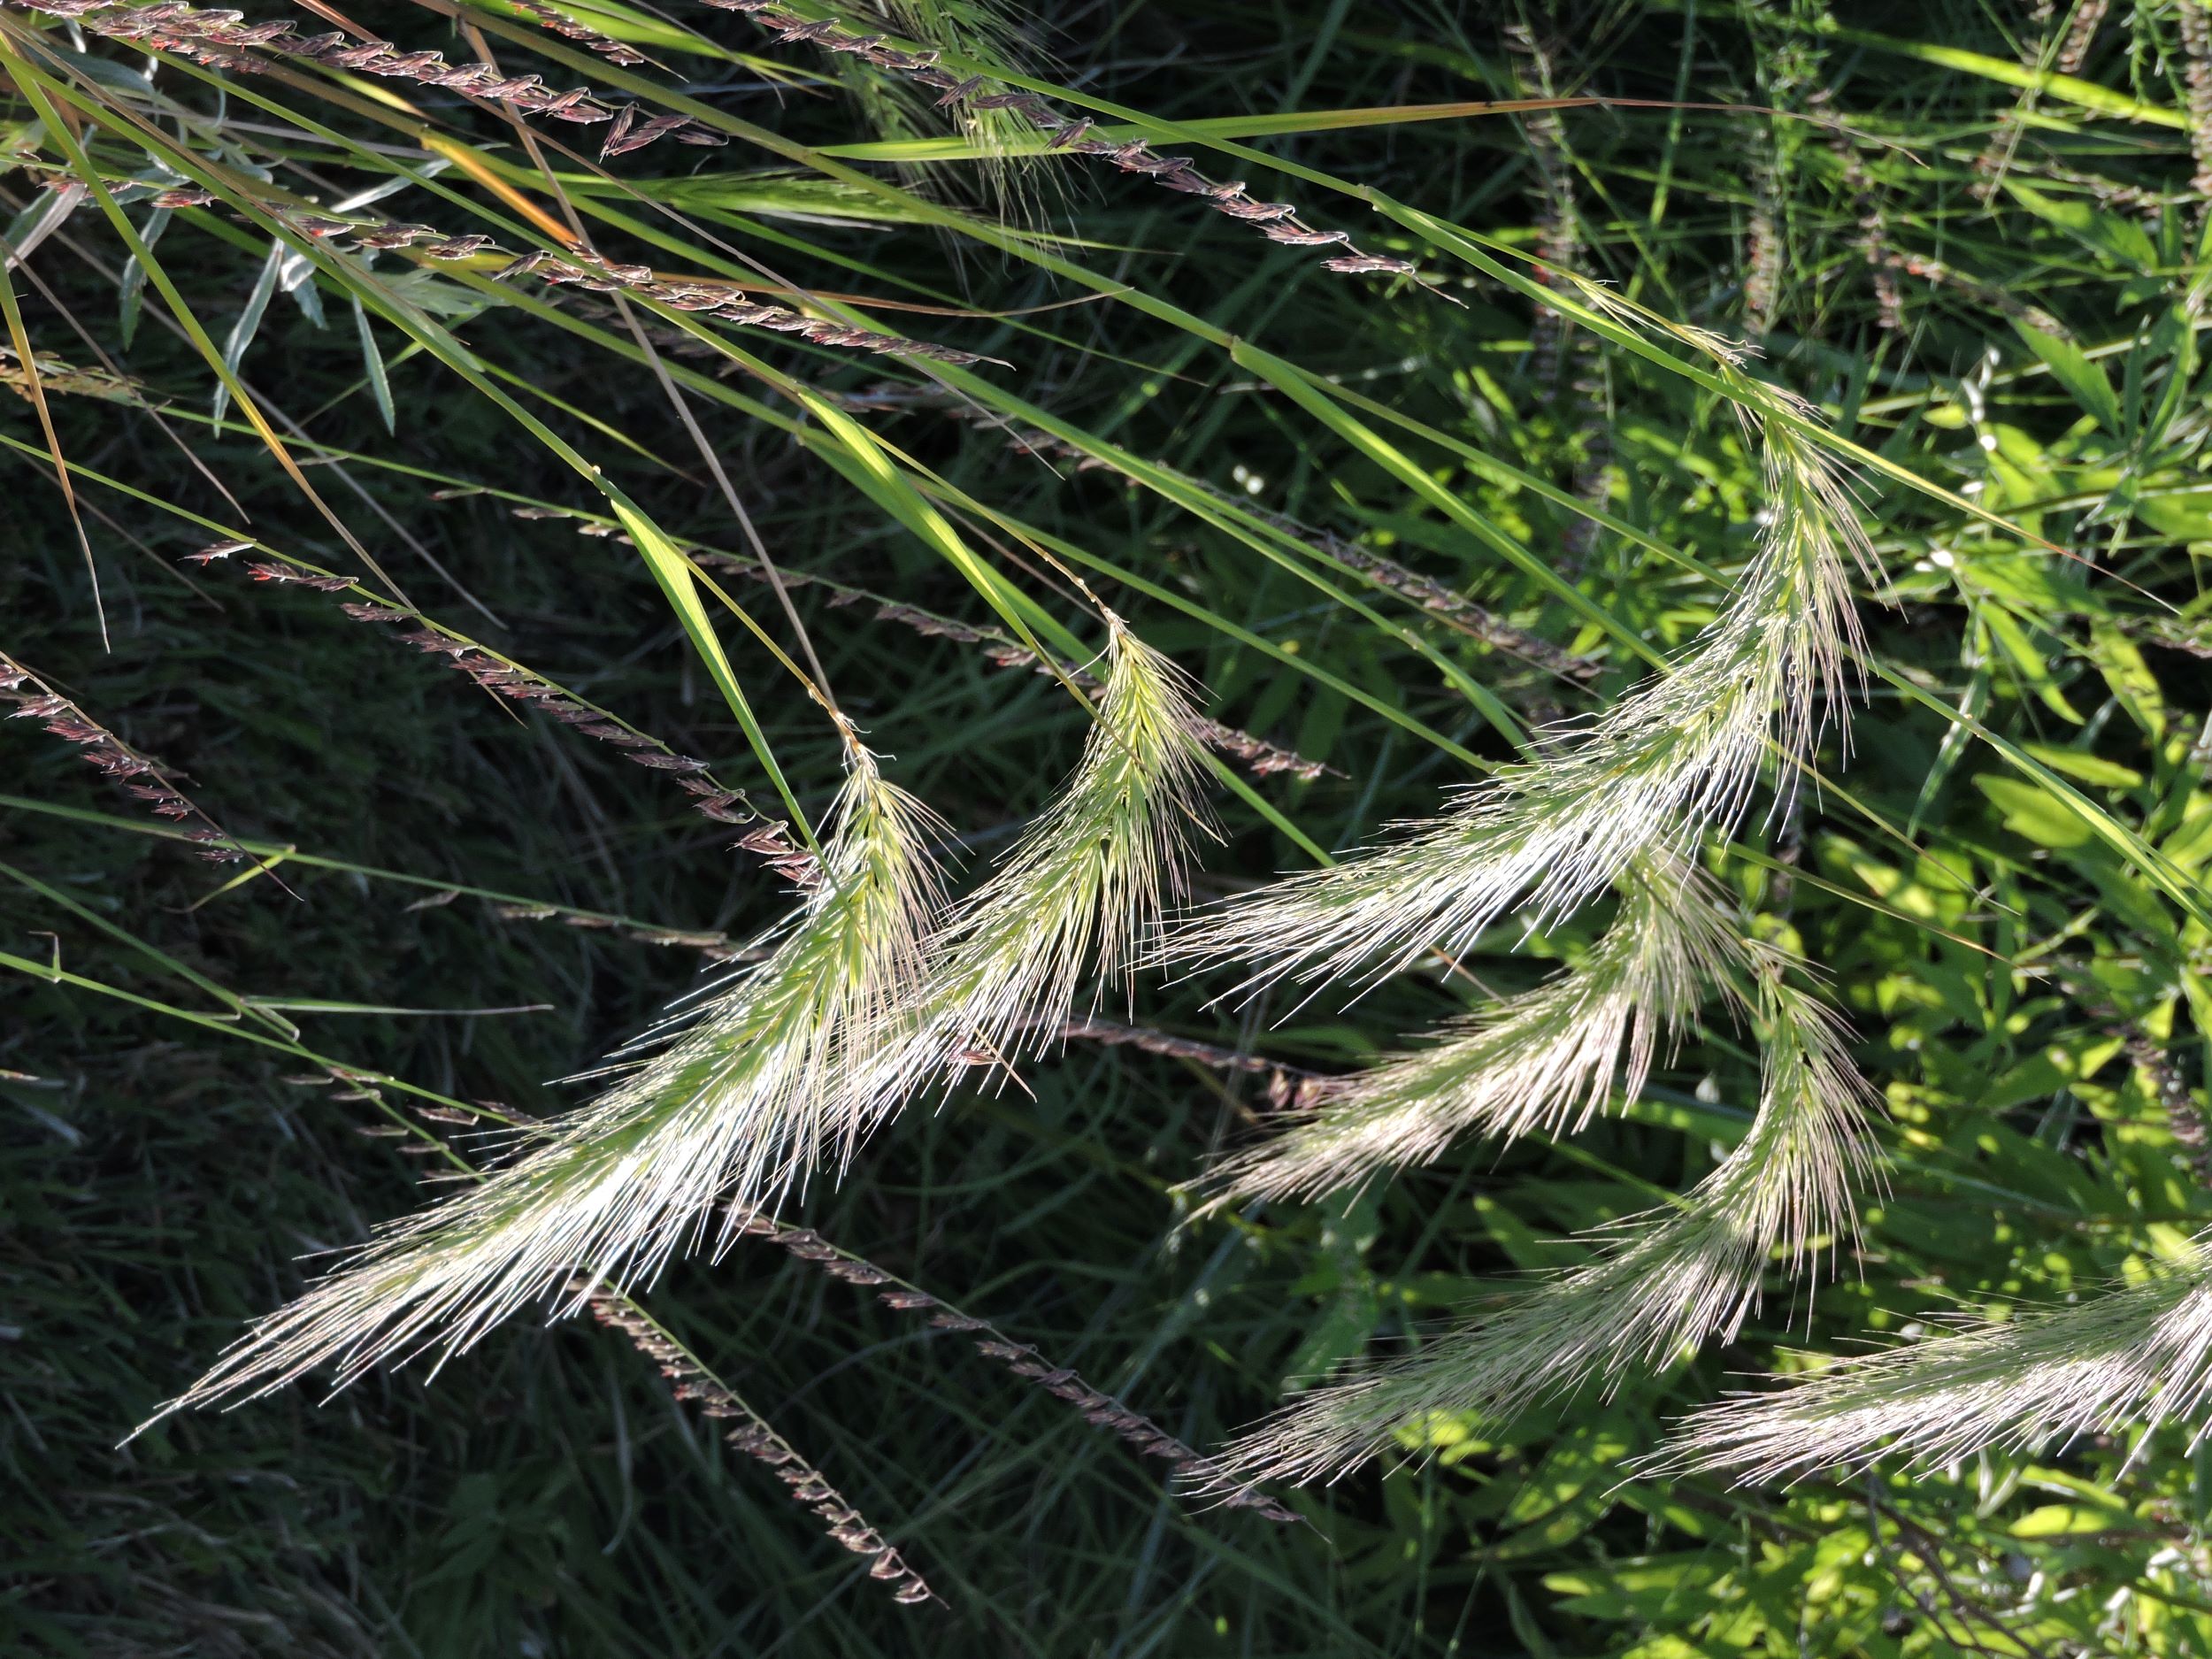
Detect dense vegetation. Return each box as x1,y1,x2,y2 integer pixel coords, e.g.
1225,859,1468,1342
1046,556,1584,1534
4,0,2210,1653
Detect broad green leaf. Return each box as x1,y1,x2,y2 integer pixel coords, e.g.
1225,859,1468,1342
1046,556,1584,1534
1976,774,2093,849
2005,180,2163,271
2013,1504,2138,1539
2017,743,2143,791
2131,489,2212,542
2016,322,2123,437
1980,603,2085,724
2161,805,2212,873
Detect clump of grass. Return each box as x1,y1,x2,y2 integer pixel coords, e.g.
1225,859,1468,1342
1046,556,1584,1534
155,618,1206,1414
1156,283,1886,1494
8,0,2210,1647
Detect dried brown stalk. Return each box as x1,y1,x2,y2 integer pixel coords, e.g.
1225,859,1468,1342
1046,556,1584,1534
2121,1027,2212,1187
1056,1015,1321,1109
733,1214,1300,1524
8,0,723,150
0,340,147,403
1967,1,2055,205
2058,1,2107,74
1806,88,1906,332
698,0,1421,283
1506,22,1583,387
198,547,814,880
585,1292,939,1607
489,245,991,365
511,0,647,68
0,649,252,864
2182,0,2212,208
1502,24,1612,577
12,145,986,369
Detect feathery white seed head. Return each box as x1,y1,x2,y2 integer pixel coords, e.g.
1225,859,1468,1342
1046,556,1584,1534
850,623,1215,1112
147,749,942,1418
1202,975,1876,1491
1164,304,1867,992
1193,854,1745,1208
153,624,1221,1423
1662,1235,2212,1482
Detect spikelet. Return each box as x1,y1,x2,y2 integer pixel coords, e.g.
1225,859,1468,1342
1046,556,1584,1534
148,746,941,1416
846,618,1213,1121
1664,1236,2212,1482
1191,853,1742,1210
1164,304,1868,991
1202,978,1876,1492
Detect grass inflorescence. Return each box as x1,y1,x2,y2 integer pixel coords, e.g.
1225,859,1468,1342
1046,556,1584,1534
6,1,2211,1653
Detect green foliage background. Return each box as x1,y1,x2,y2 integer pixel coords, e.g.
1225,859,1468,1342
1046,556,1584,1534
4,0,2211,1653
